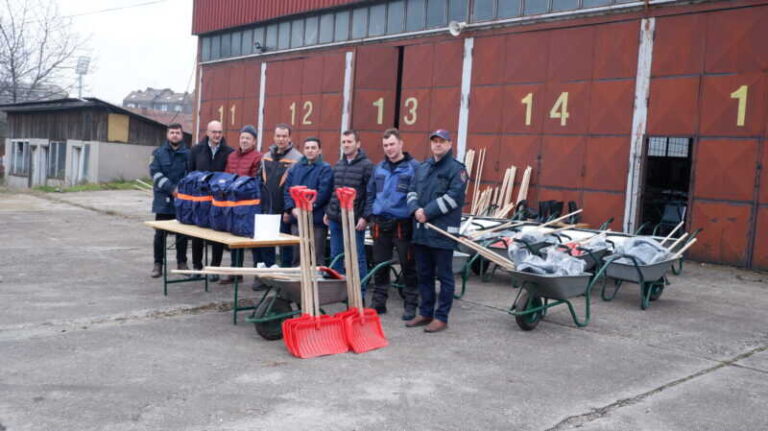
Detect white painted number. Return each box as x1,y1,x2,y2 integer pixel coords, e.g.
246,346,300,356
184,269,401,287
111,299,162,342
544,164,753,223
549,92,570,126
403,97,418,126
730,85,748,127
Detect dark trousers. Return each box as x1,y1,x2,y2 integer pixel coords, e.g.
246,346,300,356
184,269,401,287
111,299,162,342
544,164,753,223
290,223,328,267
256,220,293,267
414,245,455,323
153,213,188,265
371,219,418,310
192,239,223,269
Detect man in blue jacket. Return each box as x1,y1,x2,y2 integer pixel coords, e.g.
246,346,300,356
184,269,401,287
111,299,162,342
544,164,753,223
149,123,190,278
283,137,333,266
406,129,467,333
365,128,420,320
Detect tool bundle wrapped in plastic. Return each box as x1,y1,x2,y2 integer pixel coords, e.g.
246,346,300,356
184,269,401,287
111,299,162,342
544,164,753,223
614,237,671,265
208,172,238,232
173,171,212,225
511,246,587,276
225,175,262,237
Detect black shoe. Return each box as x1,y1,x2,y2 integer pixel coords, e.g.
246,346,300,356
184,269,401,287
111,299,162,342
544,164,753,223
372,304,387,315
208,274,220,282
402,308,416,321
150,263,162,278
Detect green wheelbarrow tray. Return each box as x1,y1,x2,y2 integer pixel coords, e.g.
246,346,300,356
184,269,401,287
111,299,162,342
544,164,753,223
507,267,607,331
261,277,349,305
601,254,680,310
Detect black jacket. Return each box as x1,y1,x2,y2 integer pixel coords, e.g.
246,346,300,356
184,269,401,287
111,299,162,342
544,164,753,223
260,143,303,214
325,149,374,222
188,137,233,172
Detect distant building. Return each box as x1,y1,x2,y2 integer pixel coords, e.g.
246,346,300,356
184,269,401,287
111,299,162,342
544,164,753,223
1,97,191,188
122,88,193,114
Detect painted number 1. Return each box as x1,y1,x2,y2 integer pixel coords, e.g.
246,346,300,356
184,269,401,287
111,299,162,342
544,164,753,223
521,93,533,126
372,97,384,125
730,85,748,127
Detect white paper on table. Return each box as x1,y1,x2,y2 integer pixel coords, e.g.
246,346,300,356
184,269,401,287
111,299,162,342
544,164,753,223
253,214,281,240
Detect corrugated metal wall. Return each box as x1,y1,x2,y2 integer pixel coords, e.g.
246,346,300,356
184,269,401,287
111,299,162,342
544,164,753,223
195,0,768,269
192,0,363,34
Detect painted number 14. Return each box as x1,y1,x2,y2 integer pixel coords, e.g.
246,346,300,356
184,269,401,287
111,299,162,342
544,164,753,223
521,92,570,126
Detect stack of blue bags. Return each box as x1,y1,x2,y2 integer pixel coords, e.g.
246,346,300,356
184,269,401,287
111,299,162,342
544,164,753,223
174,171,262,238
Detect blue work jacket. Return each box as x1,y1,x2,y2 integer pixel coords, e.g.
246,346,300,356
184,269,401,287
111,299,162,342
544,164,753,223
149,141,190,214
283,155,333,225
408,150,467,250
365,152,420,220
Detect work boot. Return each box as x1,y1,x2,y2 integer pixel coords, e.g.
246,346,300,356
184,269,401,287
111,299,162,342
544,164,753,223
405,315,433,328
401,307,416,322
371,302,387,315
424,319,448,333
150,263,162,278
177,262,190,278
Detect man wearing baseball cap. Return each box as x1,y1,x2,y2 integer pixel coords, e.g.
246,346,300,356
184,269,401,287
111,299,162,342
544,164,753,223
405,129,467,333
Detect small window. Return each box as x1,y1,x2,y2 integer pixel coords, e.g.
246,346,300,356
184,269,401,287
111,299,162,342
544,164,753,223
498,0,521,18
201,36,211,61
351,7,368,38
278,22,291,50
11,141,30,176
648,137,667,157
335,10,350,41
472,0,495,21
449,0,468,21
266,24,278,50
230,31,242,57
524,0,549,15
242,29,253,54
174,105,183,112
48,142,66,179
552,0,579,11
406,0,426,31
82,144,90,179
221,32,231,57
305,16,319,45
210,35,221,59
253,27,265,51
291,19,305,48
668,138,690,158
369,4,386,36
647,137,690,158
583,0,613,6
387,0,405,34
319,13,334,43
426,0,447,27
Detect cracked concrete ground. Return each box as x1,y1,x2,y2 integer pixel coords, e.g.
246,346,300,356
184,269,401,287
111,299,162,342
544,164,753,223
1,190,766,431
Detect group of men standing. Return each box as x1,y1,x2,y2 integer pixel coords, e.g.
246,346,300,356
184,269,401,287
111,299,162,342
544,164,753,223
150,121,466,333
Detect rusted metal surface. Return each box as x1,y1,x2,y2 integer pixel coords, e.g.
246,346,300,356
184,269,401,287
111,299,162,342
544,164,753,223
646,76,700,135
547,27,594,82
539,136,585,189
593,21,638,80
760,144,768,204
651,13,705,77
192,0,362,35
689,201,752,266
503,33,549,83
584,137,629,192
703,6,768,74
588,80,634,134
693,139,759,202
582,191,625,229
699,74,765,137
752,207,768,269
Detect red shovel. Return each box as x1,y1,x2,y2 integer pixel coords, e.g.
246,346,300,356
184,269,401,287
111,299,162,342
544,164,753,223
282,186,312,356
334,187,388,353
285,187,349,359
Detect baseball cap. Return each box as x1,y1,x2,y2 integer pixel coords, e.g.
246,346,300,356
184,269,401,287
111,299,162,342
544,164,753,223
429,129,452,141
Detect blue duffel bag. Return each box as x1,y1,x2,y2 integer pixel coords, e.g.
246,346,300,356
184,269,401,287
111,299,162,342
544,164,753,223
226,175,263,237
209,172,238,232
191,172,215,228
174,171,210,225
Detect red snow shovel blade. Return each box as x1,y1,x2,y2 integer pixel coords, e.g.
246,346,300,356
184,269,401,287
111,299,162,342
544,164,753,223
291,315,349,359
282,313,312,357
343,309,388,354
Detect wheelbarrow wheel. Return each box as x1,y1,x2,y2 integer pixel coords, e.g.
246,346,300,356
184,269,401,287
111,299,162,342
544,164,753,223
643,283,664,302
471,256,490,275
252,297,293,341
514,291,543,331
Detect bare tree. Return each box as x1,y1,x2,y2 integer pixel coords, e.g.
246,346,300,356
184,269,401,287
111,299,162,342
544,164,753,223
0,0,84,103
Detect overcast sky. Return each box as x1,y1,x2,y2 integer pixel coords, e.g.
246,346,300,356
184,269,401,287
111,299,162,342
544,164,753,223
57,0,197,105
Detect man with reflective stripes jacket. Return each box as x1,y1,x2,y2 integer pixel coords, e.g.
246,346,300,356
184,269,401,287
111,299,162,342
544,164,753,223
257,124,302,267
188,120,233,277
149,123,190,278
405,129,467,333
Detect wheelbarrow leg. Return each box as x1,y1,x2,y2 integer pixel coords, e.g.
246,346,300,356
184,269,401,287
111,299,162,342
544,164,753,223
601,278,622,301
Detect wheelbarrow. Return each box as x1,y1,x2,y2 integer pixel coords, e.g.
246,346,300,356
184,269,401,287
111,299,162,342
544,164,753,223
508,261,610,331
600,254,680,310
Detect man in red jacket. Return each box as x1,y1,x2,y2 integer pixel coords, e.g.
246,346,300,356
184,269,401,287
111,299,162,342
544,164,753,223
220,125,262,284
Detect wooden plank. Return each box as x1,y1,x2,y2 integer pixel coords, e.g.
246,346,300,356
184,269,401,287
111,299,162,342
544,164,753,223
144,220,300,248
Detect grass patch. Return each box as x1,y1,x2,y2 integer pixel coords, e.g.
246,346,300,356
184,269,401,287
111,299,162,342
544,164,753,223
33,178,151,193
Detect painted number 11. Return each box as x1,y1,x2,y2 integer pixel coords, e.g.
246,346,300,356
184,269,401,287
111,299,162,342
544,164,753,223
730,85,748,127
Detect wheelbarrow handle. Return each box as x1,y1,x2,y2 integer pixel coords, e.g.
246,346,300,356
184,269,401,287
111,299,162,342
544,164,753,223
336,187,356,210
